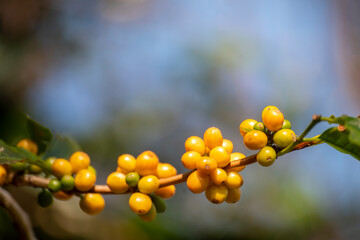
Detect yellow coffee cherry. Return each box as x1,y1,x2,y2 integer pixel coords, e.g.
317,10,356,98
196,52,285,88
52,158,73,178
75,169,96,192
79,193,105,215
205,184,228,204
16,138,38,155
69,151,90,174
226,171,243,189
203,127,223,150
129,192,152,214
196,157,217,175
209,146,230,168
205,147,211,155
261,105,278,119
155,185,176,199
53,190,73,201
239,119,257,137
138,204,157,222
184,136,206,156
117,154,136,174
226,187,241,203
181,151,201,170
156,163,177,178
0,165,7,186
138,175,160,194
186,170,210,194
262,105,284,132
243,130,268,150
209,168,227,185
106,172,129,193
229,152,246,172
222,139,234,154
135,151,159,176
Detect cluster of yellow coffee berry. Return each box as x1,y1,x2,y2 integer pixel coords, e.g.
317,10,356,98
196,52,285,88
182,128,245,204
108,151,177,221
0,139,103,214
240,105,296,166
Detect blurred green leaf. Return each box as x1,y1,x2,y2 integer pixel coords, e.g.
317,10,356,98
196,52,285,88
0,111,52,154
43,135,81,159
0,139,40,164
25,115,52,154
319,127,360,161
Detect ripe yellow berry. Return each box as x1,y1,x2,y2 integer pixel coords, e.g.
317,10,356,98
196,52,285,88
184,136,206,155
0,165,7,186
261,105,278,119
117,154,136,174
69,151,90,174
226,171,243,189
53,190,73,201
262,106,284,132
243,130,268,150
138,204,157,222
138,175,160,194
209,168,227,185
205,147,211,155
75,169,96,192
52,158,73,178
156,163,177,178
181,151,201,170
205,184,228,204
135,151,159,176
229,152,246,172
196,157,217,175
203,127,223,150
155,185,176,199
106,172,129,193
129,192,152,214
209,146,230,168
79,193,105,215
16,138,38,155
186,170,210,194
222,139,234,154
239,119,257,137
226,187,241,203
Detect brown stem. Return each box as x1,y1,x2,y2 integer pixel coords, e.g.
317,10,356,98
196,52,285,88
7,141,319,194
0,187,37,240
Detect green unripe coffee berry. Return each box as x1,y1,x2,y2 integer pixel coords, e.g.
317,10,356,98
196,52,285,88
29,164,42,174
282,119,291,129
61,175,75,191
45,157,57,170
273,129,296,148
10,162,28,172
257,146,276,167
48,179,62,192
253,122,265,132
125,172,140,187
38,189,53,208
150,194,166,213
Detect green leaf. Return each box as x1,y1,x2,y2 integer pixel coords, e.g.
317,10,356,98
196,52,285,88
335,115,360,146
25,115,52,154
319,127,360,161
43,135,81,159
0,111,52,154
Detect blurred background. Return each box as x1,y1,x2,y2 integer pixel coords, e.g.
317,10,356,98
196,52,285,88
1,0,360,239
